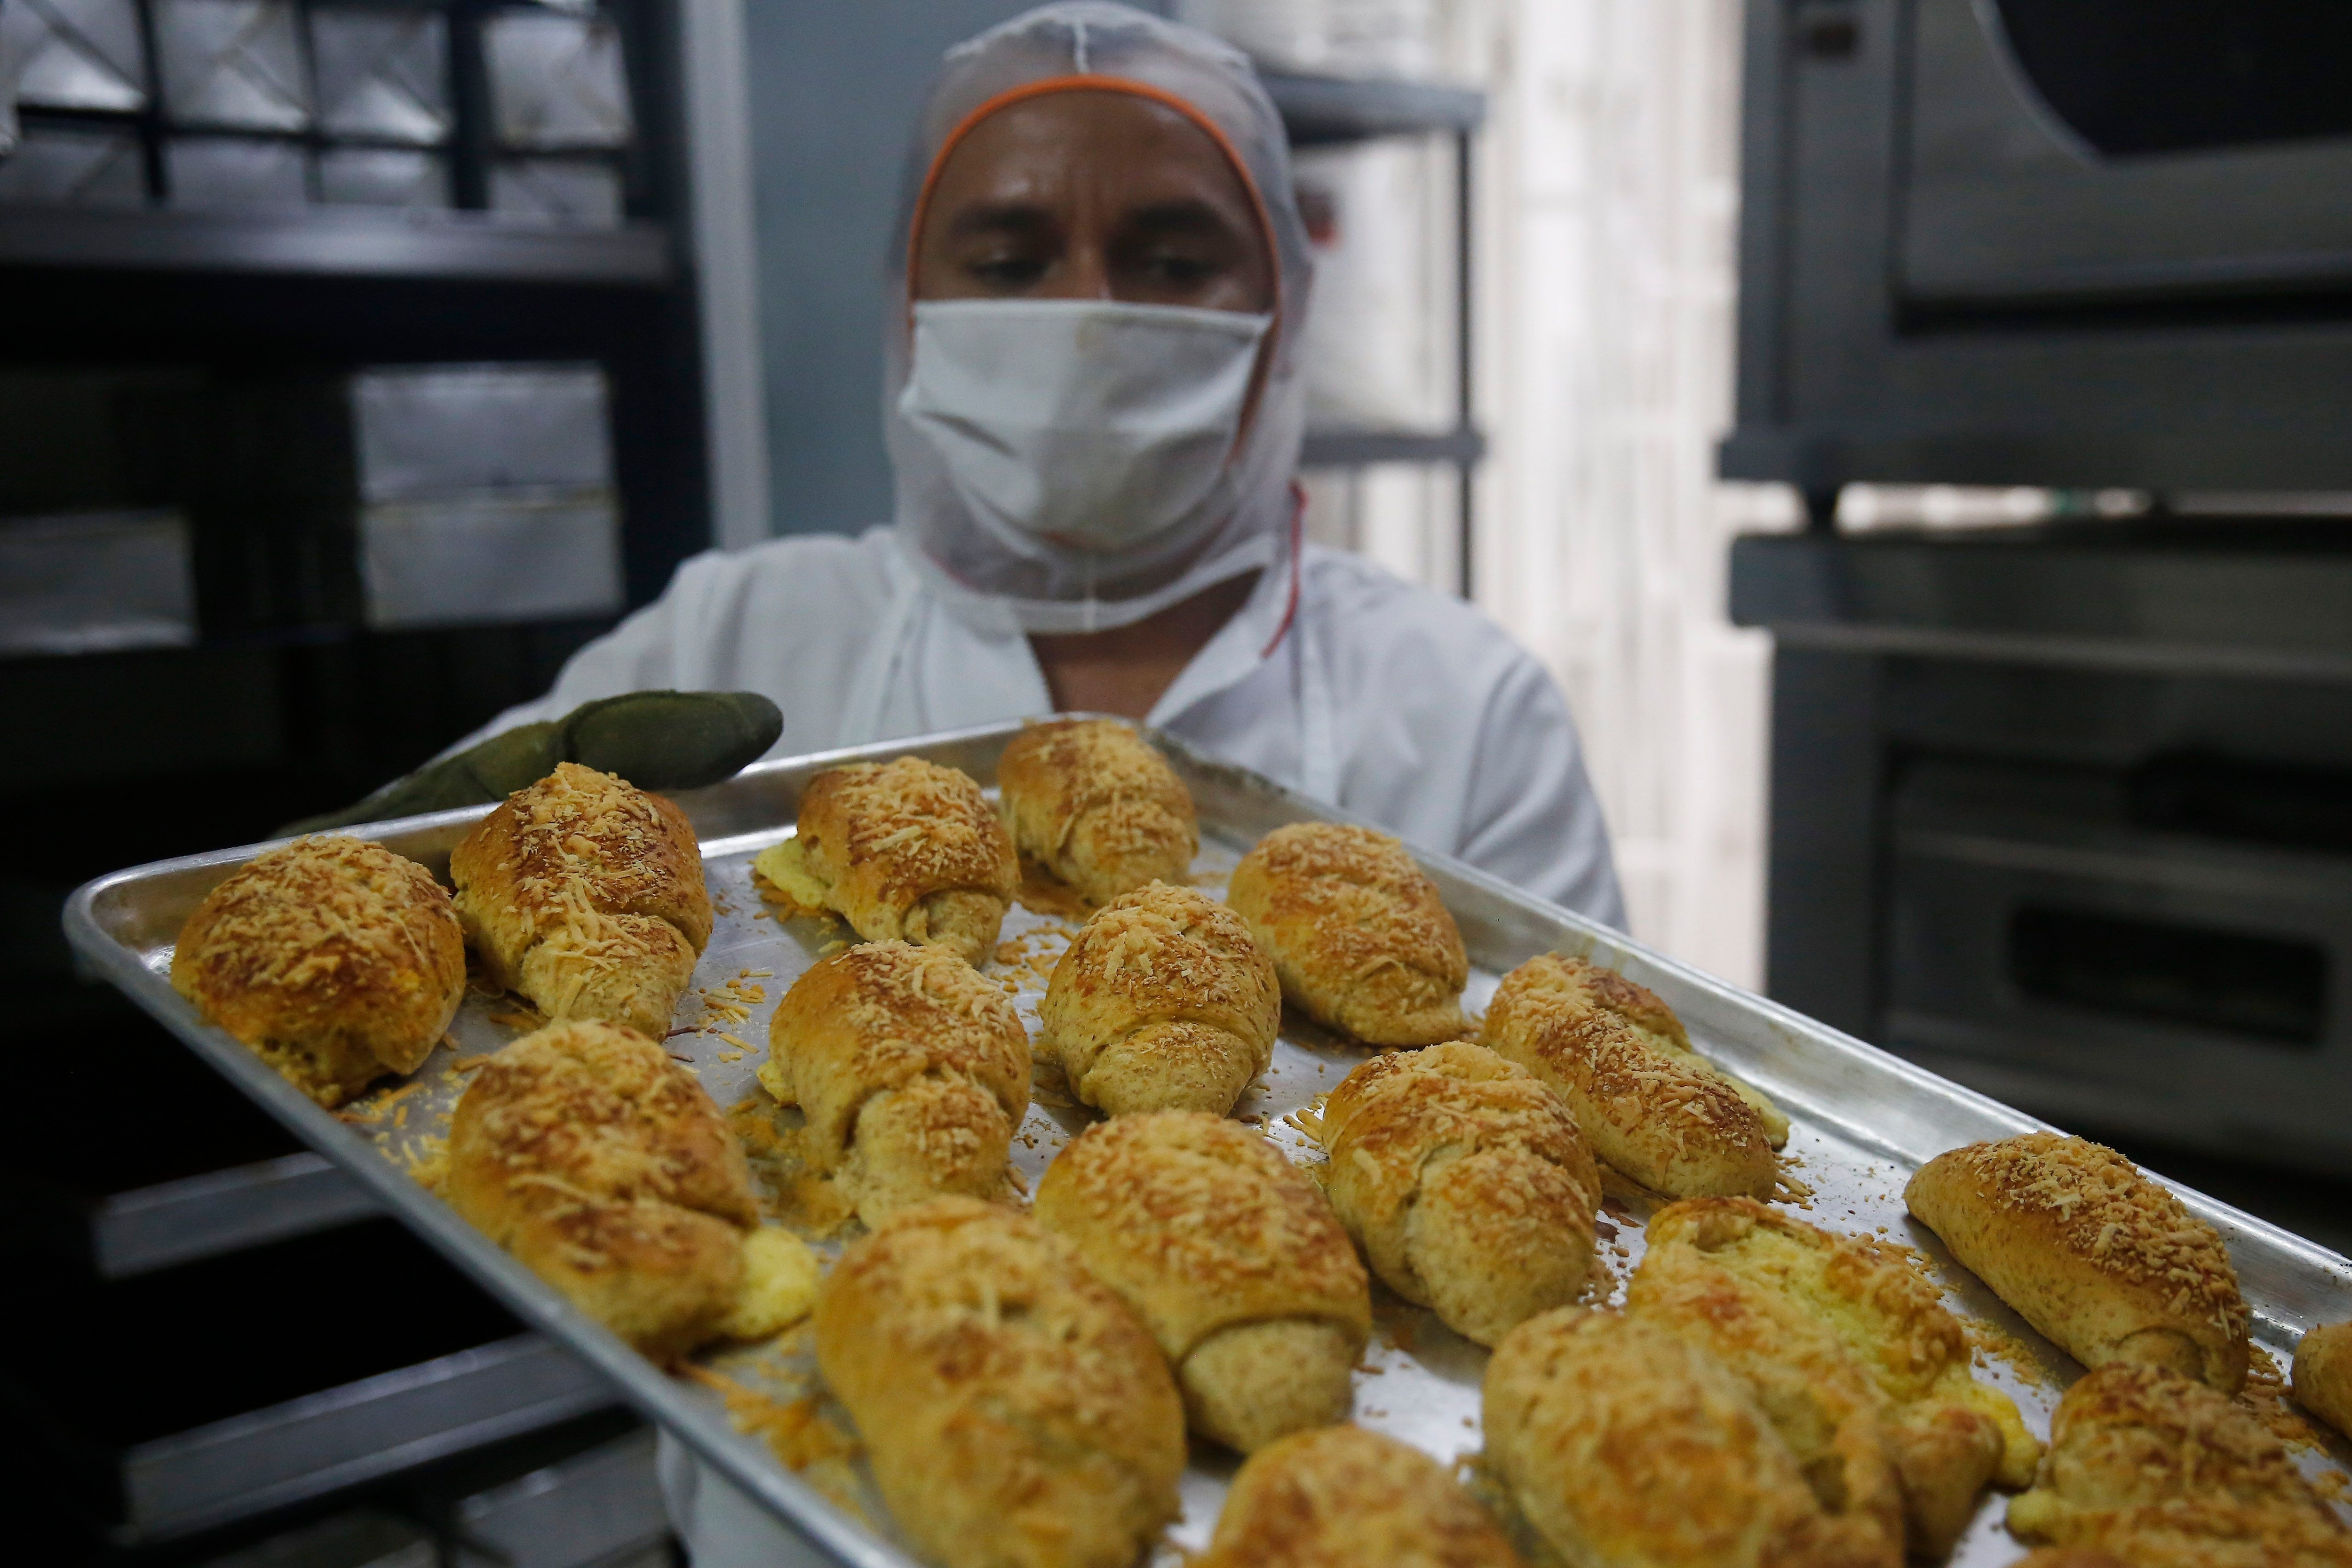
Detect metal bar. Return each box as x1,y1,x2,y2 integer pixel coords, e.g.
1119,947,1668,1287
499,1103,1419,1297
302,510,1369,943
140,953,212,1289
1456,125,1476,599
93,1152,379,1280
0,207,675,284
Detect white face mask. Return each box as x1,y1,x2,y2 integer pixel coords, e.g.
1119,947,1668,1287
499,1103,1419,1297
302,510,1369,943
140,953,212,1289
897,297,1272,557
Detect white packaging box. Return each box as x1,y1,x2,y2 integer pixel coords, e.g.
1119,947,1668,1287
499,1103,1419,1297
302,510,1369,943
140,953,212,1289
350,362,612,501
155,0,309,129
166,134,309,207
0,510,197,655
0,120,148,206
312,6,450,145
483,9,631,150
0,0,148,113
319,146,449,208
359,488,623,630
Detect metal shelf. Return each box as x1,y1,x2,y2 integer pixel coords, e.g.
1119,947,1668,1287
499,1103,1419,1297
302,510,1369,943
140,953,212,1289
88,1153,380,1280
0,206,675,286
1262,70,1486,145
1302,424,1486,468
117,1334,614,1544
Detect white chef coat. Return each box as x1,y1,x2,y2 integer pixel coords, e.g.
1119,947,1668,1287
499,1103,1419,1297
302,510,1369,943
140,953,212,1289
477,524,1624,924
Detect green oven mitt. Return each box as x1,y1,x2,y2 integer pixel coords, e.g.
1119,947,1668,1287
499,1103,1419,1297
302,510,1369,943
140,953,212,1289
282,690,783,833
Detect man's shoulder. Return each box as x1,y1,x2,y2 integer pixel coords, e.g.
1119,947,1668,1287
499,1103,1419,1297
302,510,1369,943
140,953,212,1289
1300,544,1534,672
677,524,899,604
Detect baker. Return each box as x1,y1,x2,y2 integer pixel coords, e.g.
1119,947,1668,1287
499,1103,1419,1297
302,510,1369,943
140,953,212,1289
313,0,1621,932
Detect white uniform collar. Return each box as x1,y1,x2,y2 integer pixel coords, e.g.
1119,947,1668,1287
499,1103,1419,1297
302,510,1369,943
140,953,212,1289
885,515,1302,732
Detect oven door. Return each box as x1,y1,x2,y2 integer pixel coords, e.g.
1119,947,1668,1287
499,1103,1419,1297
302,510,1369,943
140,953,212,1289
1900,0,2352,305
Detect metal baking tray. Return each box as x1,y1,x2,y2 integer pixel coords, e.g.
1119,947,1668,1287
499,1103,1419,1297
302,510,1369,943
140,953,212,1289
64,720,2352,1567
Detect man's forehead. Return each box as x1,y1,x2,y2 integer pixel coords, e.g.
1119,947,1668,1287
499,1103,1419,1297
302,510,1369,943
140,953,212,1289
932,88,1255,207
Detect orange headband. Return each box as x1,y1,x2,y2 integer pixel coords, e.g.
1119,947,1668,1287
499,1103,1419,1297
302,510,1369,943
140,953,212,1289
903,73,1283,330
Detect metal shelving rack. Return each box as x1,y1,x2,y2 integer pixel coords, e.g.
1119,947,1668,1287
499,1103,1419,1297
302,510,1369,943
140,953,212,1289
0,0,707,1549
1262,69,1488,595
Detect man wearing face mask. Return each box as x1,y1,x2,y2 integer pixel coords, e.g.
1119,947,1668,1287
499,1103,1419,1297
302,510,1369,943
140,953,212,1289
369,1,1623,932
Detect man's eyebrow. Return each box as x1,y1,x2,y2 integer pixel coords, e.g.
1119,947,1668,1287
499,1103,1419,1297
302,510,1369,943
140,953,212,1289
944,201,1055,239
1124,198,1245,236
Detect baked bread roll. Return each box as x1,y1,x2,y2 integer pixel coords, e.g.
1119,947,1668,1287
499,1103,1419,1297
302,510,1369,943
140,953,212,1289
2008,1362,2349,1561
1195,1425,1526,1568
172,836,466,1107
451,763,710,1037
997,717,1198,903
759,941,1027,1226
813,1196,1185,1568
1227,821,1466,1045
1633,1197,2038,1556
446,1019,757,1356
1317,1041,1601,1347
1540,958,1787,1146
752,756,1016,966
1625,1214,1907,1566
1037,881,1279,1117
2295,1320,2352,1440
1905,1133,2250,1393
1032,1110,1370,1453
1483,1307,1894,1568
1482,954,1777,1198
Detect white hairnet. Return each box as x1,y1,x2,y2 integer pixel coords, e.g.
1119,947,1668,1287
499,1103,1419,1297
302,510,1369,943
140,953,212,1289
883,1,1314,635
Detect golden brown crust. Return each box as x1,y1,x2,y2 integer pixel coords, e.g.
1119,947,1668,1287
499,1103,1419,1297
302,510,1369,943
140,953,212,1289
1318,1042,1601,1347
1196,1425,1526,1568
450,763,709,1037
813,1196,1186,1568
172,836,466,1107
1227,822,1466,1045
1906,1134,2251,1393
445,1019,756,1356
1634,1196,2039,1557
1625,1209,1907,1566
1038,881,1279,1117
1481,955,1777,1199
1483,1307,1894,1568
1033,1111,1369,1453
997,718,1198,903
2294,1321,2352,1441
763,941,1028,1226
788,757,1017,965
2008,1362,2349,1562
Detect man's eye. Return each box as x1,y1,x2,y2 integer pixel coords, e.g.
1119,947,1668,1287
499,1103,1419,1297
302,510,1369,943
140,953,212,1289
1144,252,1215,284
969,255,1048,287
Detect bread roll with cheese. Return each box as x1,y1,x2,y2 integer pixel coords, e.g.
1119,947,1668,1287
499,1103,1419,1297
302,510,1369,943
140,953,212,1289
1317,1042,1601,1347
1483,1307,1895,1568
1635,1197,2039,1556
997,718,1197,903
752,756,1015,966
172,836,466,1107
446,1019,757,1356
1037,881,1279,1117
2008,1361,2349,1561
1625,1214,1907,1566
450,763,710,1037
1538,958,1788,1146
1906,1133,2250,1393
1195,1425,1525,1568
814,1196,1186,1568
760,941,1028,1226
1227,822,1466,1045
1032,1111,1370,1453
2295,1321,2352,1441
1482,954,1777,1198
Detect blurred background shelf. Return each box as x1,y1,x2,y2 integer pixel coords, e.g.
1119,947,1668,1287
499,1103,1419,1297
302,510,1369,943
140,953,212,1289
1302,424,1486,468
0,208,675,286
1261,69,1485,144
